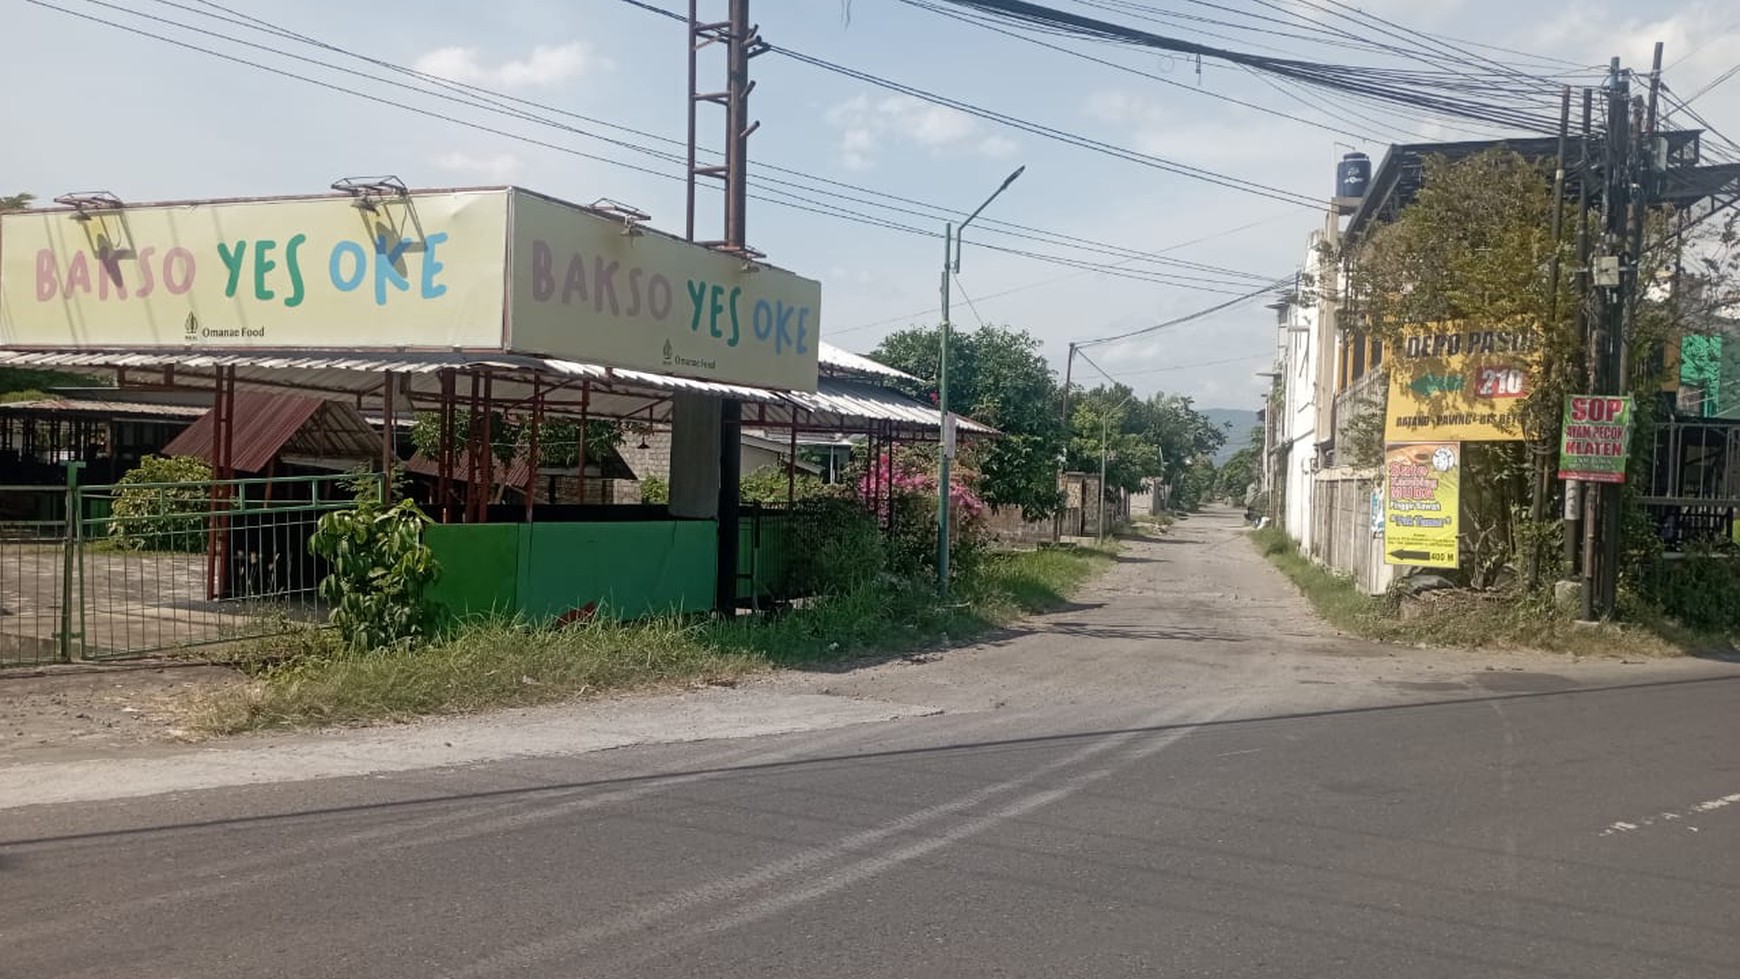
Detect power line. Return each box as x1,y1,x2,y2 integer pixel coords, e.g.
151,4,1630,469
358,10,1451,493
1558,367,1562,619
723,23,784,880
1106,351,1272,378
917,0,1568,132
831,206,1312,336
29,0,1290,293
616,0,1325,207
157,0,1277,282
1073,279,1289,349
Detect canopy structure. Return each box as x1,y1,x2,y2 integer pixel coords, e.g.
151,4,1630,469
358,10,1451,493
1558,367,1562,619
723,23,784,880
0,343,993,438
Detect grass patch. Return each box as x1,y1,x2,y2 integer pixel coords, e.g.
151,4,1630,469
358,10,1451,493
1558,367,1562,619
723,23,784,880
193,544,1117,734
1249,526,1706,656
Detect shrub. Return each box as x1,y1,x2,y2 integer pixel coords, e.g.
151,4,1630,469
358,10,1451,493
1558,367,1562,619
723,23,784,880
639,475,670,504
855,448,989,581
107,455,214,552
1639,542,1740,632
308,484,439,652
784,498,885,596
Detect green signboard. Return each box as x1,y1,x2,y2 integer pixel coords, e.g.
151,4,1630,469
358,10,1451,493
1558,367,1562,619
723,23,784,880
1558,395,1634,484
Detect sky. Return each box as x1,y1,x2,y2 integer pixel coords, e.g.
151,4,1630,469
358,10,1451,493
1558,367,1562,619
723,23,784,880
4,0,1739,412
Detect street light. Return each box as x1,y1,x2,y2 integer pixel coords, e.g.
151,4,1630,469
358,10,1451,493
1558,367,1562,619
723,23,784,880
938,165,1025,599
1098,391,1136,543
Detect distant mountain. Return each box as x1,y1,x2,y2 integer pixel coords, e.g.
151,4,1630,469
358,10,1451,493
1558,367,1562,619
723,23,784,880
1200,408,1261,464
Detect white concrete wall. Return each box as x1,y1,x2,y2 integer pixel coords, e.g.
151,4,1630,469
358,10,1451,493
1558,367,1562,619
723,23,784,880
1278,230,1324,554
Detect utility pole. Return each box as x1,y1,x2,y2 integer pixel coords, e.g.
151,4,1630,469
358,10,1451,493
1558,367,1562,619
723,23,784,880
1529,85,1572,592
1567,87,1594,577
1056,341,1077,541
1584,54,1653,620
687,0,763,616
936,167,1024,599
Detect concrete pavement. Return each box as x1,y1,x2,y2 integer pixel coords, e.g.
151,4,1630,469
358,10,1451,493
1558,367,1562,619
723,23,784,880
3,509,1736,978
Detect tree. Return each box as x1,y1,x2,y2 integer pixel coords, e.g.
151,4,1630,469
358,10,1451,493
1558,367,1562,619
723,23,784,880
1216,428,1262,503
873,324,1066,518
0,192,32,212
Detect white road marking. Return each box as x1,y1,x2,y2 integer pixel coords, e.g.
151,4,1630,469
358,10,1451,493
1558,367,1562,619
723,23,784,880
1599,793,1740,837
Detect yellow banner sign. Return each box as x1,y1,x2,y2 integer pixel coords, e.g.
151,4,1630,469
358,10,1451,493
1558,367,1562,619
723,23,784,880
507,190,820,392
2,188,824,392
1384,324,1540,442
1383,442,1460,569
1,191,510,350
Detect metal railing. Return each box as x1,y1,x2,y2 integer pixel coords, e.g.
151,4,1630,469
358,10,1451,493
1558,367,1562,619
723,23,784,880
0,472,366,665
0,484,76,667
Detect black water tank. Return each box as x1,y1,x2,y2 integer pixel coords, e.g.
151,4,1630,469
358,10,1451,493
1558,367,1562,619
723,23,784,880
1336,152,1371,199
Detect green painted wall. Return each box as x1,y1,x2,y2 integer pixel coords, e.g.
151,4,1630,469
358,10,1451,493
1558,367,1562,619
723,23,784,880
520,520,716,619
425,523,522,620
425,520,717,622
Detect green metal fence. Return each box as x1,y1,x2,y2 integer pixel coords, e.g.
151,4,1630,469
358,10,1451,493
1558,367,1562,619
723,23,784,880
0,483,77,667
0,471,364,666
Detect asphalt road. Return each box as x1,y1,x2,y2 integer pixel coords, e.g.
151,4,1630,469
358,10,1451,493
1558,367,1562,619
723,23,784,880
5,510,1738,978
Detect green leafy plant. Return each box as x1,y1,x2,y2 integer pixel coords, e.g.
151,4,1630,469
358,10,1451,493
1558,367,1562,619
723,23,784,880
639,475,670,504
308,483,439,653
107,455,215,552
740,465,829,504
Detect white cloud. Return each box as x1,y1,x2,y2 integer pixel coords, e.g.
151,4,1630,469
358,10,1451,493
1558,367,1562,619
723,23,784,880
824,93,1018,169
434,151,523,182
413,42,599,89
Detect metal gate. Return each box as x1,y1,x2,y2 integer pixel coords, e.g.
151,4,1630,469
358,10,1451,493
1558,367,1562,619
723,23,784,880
0,484,77,667
1,472,359,665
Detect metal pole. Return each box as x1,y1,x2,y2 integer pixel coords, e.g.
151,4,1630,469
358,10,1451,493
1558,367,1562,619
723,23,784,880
381,370,396,505
59,461,83,662
1097,413,1109,543
1530,86,1572,590
1569,87,1593,580
1056,341,1076,542
937,221,954,599
685,0,699,243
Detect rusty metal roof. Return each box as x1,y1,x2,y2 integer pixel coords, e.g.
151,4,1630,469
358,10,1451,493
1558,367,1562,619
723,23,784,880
162,392,380,472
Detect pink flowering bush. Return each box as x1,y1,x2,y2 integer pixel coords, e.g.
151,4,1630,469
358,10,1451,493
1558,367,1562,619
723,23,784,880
853,448,989,579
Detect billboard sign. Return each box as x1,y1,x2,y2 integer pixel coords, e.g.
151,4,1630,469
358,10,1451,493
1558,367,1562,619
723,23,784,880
1383,442,1460,569
506,190,820,392
1384,323,1540,442
1,191,510,350
2,187,823,392
1558,394,1634,484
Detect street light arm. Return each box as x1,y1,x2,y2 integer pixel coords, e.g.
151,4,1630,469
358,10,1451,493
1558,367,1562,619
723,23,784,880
952,165,1026,271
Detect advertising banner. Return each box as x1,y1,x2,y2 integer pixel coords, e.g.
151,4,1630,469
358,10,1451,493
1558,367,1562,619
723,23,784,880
507,190,822,392
1558,394,1634,484
1384,323,1540,442
1384,442,1461,569
2,187,826,393
1,191,510,350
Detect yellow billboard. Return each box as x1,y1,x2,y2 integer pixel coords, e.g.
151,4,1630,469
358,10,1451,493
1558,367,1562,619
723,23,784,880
506,190,821,392
2,187,824,392
1383,442,1460,569
1,191,510,350
1383,323,1540,442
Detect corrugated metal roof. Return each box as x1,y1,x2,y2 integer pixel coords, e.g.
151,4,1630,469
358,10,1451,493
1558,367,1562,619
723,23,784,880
791,379,997,434
818,343,920,383
0,397,208,420
0,349,992,435
163,393,379,472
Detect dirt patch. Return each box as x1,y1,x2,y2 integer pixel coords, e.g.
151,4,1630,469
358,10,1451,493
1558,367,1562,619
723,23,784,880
0,664,244,763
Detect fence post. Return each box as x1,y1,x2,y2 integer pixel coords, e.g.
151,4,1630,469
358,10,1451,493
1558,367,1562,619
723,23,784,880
59,461,84,663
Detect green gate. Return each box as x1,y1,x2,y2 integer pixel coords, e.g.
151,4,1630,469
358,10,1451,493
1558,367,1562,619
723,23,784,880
0,483,78,667
1,470,362,665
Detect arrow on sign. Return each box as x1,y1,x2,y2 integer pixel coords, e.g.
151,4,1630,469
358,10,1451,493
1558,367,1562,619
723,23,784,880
1389,549,1434,562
